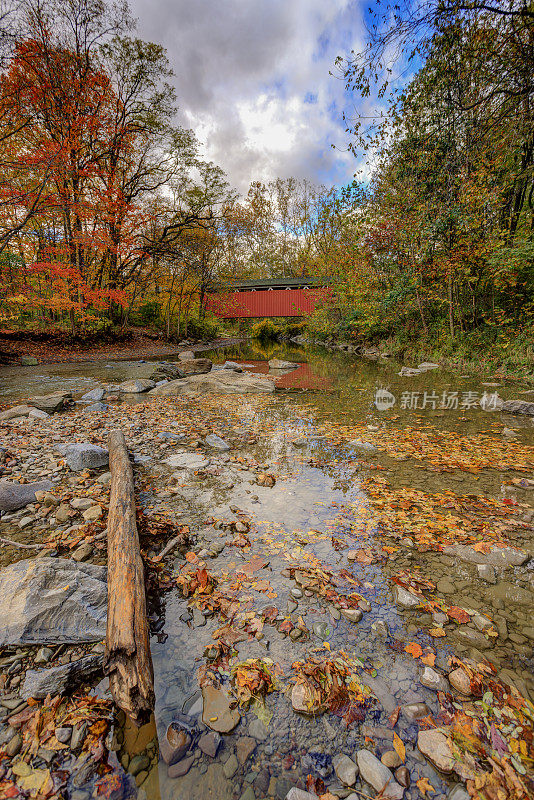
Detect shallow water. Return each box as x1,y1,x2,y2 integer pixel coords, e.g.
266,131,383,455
2,343,534,800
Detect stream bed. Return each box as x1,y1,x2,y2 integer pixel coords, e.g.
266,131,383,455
0,342,533,800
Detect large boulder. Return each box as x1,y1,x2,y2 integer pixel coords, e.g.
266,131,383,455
28,391,73,413
0,479,53,512
22,654,104,700
149,358,212,382
59,443,109,471
150,370,275,396
118,378,155,393
0,558,107,646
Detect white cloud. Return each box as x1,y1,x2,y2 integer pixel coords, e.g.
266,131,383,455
128,0,364,192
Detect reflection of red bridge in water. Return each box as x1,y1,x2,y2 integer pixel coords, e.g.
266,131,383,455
206,277,330,319
243,361,333,391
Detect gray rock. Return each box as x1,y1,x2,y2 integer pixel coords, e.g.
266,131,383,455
164,453,210,470
202,685,240,733
393,586,420,609
22,654,104,699
398,367,421,376
403,702,430,720
204,434,231,451
199,731,221,757
0,479,53,512
448,785,469,800
35,646,54,665
175,358,212,377
21,356,39,365
129,754,150,776
178,351,195,361
356,750,403,799
29,408,50,419
85,402,107,414
0,557,107,646
59,443,109,471
248,719,268,741
477,564,496,583
150,370,275,396
81,388,105,402
420,666,448,692
417,729,454,773
168,755,194,778
418,362,440,371
340,608,362,623
332,754,358,786
223,753,238,779
118,379,155,393
285,790,318,800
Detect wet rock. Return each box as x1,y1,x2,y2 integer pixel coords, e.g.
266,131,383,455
160,722,192,765
129,754,150,776
437,578,455,594
55,726,72,743
199,731,221,758
340,609,362,623
448,784,469,800
204,434,231,451
248,719,268,741
489,581,533,605
398,367,421,376
59,443,109,471
284,791,317,800
402,702,430,720
301,752,332,778
35,646,54,665
453,627,492,649
21,356,39,365
417,729,454,773
372,620,389,637
119,379,155,393
332,754,358,786
477,564,496,583
240,787,256,800
395,766,410,788
363,675,397,713
381,751,402,769
291,683,311,713
0,479,53,512
420,666,448,693
164,453,210,470
393,586,420,609
348,440,376,452
201,685,240,733
0,557,107,646
6,733,22,756
22,654,104,699
418,362,440,371
236,736,256,764
448,668,472,695
223,753,238,778
178,351,195,361
70,721,88,751
356,750,404,799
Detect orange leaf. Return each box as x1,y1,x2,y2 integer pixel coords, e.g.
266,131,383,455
388,706,400,727
416,777,435,796
421,653,436,666
428,628,446,637
393,732,405,762
405,642,423,659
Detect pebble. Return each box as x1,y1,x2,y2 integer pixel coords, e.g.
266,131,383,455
168,755,194,778
448,667,472,695
356,750,404,799
223,753,238,779
417,729,454,773
332,754,358,786
420,666,449,693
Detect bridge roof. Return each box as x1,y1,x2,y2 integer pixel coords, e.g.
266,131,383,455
221,276,325,291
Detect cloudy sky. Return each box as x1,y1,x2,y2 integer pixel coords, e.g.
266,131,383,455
129,0,365,193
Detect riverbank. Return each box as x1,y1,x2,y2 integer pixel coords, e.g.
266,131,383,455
0,328,242,366
0,347,533,800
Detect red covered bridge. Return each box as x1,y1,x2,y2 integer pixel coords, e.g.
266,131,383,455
205,277,330,319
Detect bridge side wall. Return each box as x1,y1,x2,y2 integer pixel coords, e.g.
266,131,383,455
205,287,330,318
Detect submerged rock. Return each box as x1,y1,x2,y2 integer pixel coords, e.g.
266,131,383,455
204,434,231,451
356,750,404,799
443,543,528,567
0,558,107,646
163,452,210,470
501,399,534,416
332,754,358,786
201,685,240,733
0,479,53,512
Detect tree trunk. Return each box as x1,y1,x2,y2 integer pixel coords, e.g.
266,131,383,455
106,430,154,726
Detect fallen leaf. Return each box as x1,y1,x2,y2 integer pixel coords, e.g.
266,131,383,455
388,706,400,727
416,776,435,796
405,642,423,659
421,653,436,666
393,731,406,762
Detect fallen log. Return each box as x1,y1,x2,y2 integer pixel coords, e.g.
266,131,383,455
106,429,154,725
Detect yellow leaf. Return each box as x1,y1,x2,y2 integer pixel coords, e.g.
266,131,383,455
416,777,435,797
393,731,405,762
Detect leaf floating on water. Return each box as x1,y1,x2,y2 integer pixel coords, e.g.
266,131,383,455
416,776,435,796
405,642,423,659
393,731,406,762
